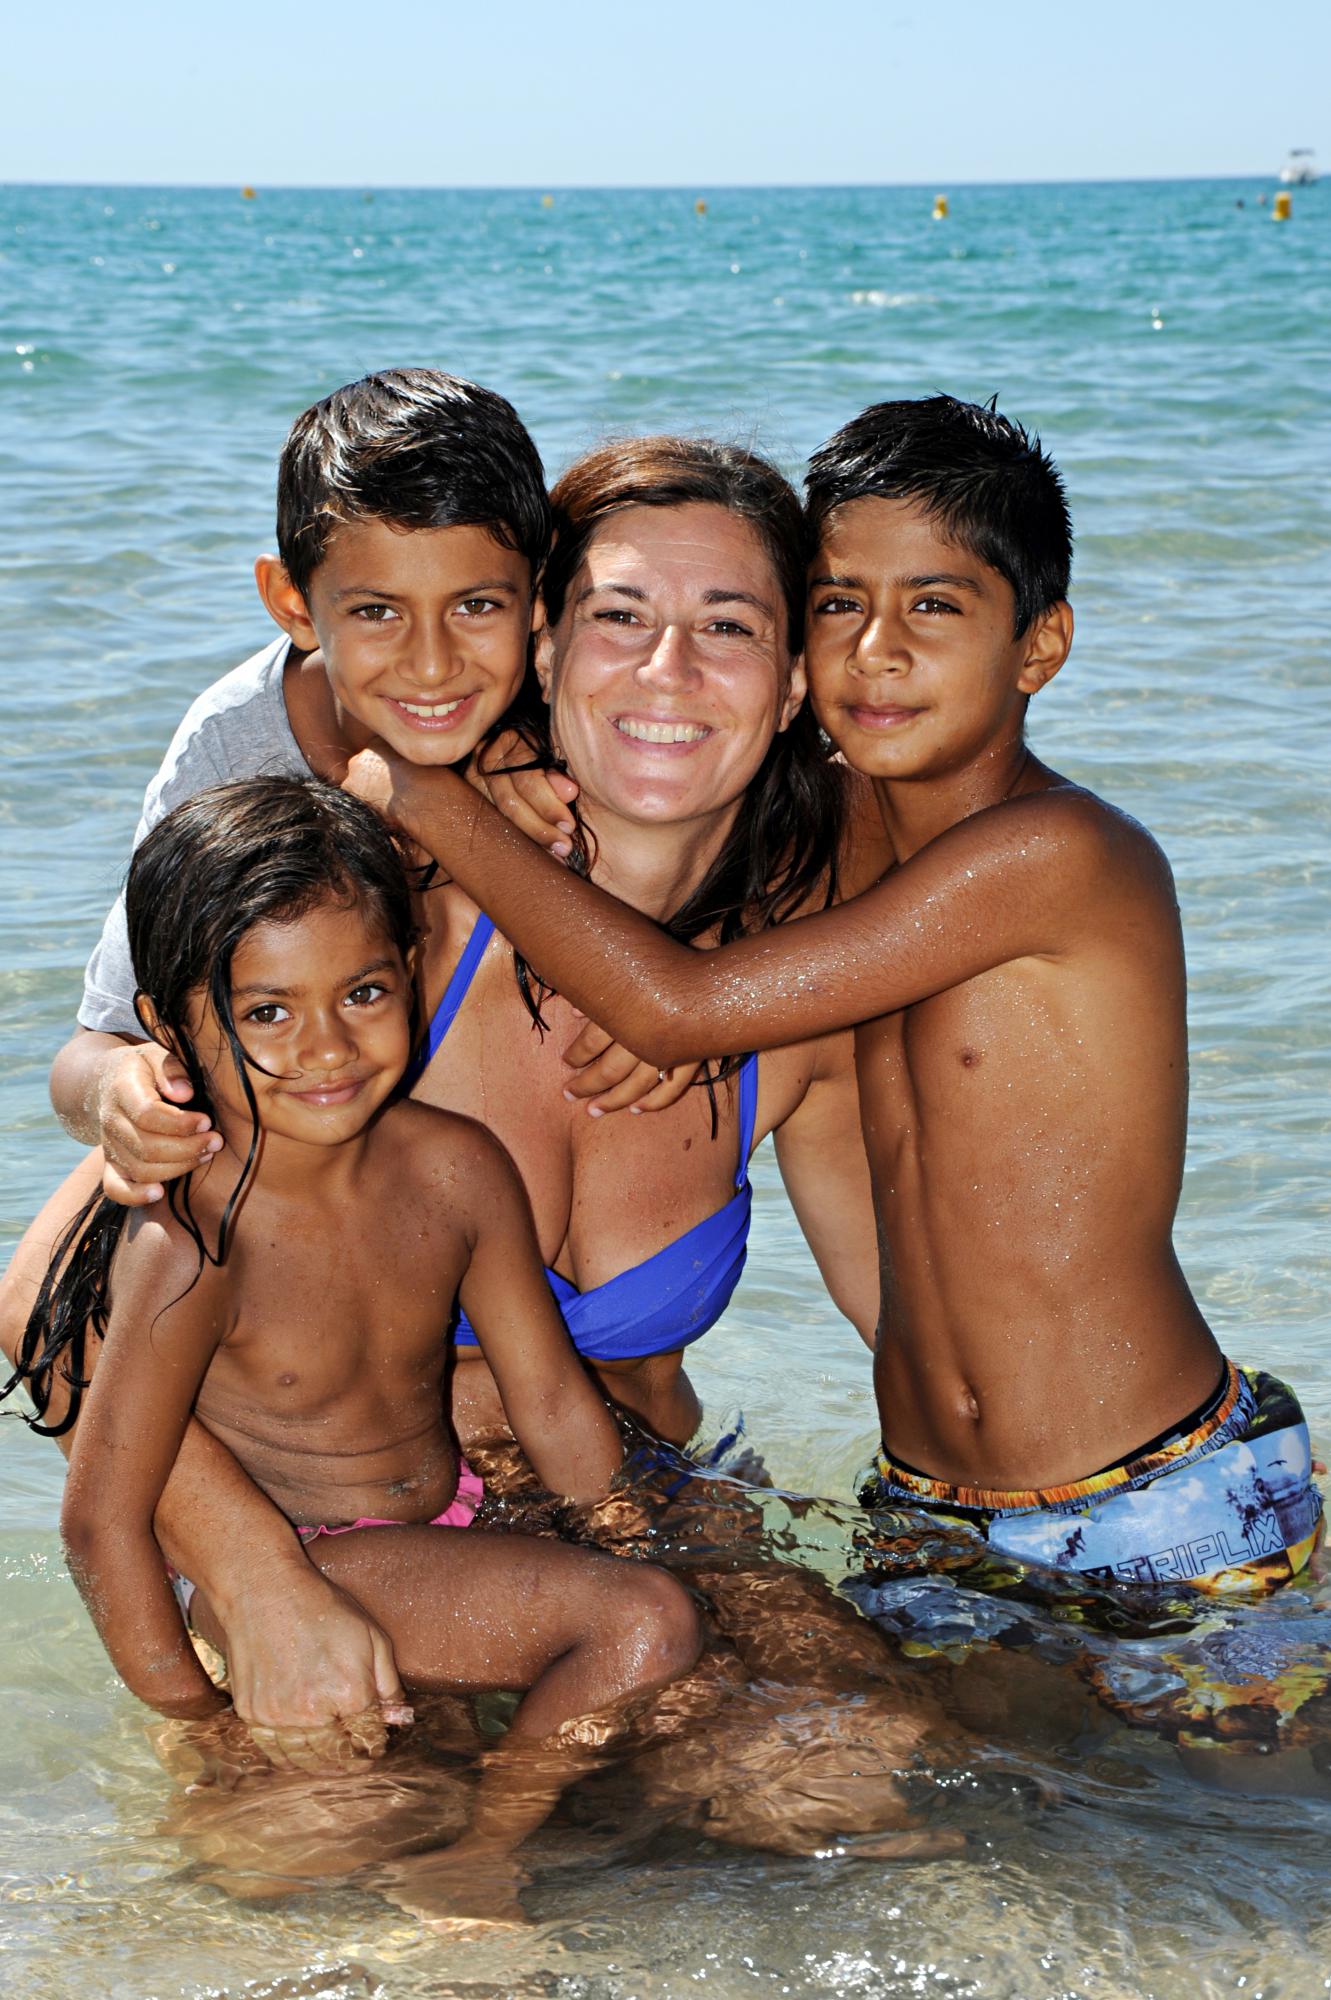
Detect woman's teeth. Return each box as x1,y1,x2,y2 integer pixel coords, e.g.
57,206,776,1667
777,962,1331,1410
614,718,710,744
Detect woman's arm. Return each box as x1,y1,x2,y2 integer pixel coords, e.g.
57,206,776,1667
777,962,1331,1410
452,1135,623,1502
347,754,1129,1069
771,1037,880,1346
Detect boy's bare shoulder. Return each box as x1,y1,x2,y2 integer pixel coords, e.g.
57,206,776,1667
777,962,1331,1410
981,778,1174,897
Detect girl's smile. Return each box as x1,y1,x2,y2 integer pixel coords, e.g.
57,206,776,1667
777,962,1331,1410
186,898,413,1152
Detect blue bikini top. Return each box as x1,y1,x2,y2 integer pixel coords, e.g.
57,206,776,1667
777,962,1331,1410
411,913,758,1364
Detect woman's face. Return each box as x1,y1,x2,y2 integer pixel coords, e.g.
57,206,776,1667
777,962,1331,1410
536,502,806,831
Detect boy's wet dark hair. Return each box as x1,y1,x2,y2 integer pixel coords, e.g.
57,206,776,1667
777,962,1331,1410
277,367,552,598
1,779,417,1435
805,395,1072,635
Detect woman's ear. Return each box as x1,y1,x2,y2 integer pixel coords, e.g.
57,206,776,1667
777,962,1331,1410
778,654,809,731
1016,600,1074,697
533,597,556,701
255,554,320,653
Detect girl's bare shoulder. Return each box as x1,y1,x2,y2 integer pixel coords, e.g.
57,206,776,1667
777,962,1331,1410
371,1097,519,1203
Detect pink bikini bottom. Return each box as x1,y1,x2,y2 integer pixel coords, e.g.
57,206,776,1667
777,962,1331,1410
295,1459,484,1539
170,1458,484,1621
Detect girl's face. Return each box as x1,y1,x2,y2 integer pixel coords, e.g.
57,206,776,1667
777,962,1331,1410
186,896,413,1149
537,502,806,832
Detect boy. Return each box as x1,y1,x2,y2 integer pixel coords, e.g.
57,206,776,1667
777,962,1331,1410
347,394,1321,1596
50,366,552,1204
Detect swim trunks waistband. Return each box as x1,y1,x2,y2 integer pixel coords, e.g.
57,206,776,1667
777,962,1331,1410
861,1365,1322,1593
874,1359,1245,1514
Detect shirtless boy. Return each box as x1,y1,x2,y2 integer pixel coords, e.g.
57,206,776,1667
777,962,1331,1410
348,393,1322,1595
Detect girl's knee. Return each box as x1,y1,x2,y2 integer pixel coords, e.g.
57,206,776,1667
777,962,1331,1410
624,1566,701,1685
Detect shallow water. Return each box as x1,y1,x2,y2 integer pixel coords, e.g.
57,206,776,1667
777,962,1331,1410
2,178,1330,1997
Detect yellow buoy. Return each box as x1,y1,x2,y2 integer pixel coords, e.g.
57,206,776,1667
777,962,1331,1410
695,198,707,215
932,193,948,220
541,193,554,208
1273,189,1292,221
241,185,256,200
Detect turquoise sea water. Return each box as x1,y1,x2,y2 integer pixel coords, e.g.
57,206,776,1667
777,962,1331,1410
2,179,1329,1997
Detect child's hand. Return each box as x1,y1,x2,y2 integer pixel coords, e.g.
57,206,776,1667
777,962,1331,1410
219,1563,411,1769
149,1707,274,1792
98,1041,222,1206
473,730,579,858
560,1015,702,1116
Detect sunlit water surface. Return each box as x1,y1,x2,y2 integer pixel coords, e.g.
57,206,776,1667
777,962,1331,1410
2,178,1329,1998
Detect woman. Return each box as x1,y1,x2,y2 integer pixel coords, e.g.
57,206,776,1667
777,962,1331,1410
2,436,885,1748
415,436,880,1454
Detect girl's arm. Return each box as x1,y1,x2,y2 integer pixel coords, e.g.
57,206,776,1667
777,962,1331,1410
452,1136,623,1502
59,1212,238,1719
347,755,1134,1070
3,1159,408,1743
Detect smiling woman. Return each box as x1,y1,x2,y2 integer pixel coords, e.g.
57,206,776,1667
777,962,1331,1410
403,436,885,1457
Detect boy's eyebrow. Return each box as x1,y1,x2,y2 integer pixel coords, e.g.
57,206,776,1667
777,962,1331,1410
231,957,398,997
329,578,519,602
810,569,984,594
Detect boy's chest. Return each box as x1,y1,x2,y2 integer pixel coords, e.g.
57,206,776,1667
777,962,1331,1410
855,958,1087,1143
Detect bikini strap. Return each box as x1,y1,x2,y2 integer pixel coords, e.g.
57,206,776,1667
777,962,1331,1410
734,1052,759,1187
403,913,496,1089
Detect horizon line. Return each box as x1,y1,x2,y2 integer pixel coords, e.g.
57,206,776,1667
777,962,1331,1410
0,170,1311,195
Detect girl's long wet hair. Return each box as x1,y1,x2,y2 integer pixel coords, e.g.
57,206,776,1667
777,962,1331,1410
496,436,846,1037
2,778,417,1435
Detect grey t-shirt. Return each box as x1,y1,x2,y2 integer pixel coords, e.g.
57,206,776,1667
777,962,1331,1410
78,637,309,1035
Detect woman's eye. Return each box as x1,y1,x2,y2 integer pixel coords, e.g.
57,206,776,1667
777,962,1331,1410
346,983,388,1008
595,608,641,627
244,1003,289,1026
707,618,753,639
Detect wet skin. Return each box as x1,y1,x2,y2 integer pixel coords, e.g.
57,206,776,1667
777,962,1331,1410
354,495,1225,1492
47,896,697,1774
409,504,878,1448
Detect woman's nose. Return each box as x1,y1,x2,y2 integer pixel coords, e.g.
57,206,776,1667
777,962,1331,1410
636,622,703,692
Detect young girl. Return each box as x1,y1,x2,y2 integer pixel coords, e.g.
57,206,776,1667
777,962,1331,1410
3,776,698,1856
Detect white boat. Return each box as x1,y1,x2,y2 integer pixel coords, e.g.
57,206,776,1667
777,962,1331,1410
1279,148,1317,185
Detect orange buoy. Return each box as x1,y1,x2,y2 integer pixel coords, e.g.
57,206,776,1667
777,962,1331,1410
932,193,948,220
695,198,707,215
1273,189,1292,221
241,185,256,200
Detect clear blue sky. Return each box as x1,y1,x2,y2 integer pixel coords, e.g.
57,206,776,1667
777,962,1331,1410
6,0,1327,187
